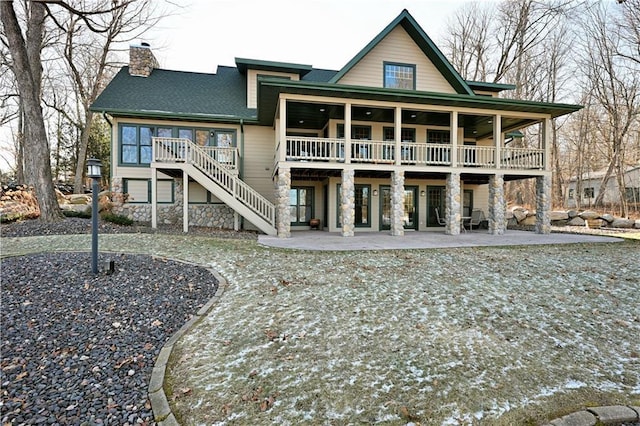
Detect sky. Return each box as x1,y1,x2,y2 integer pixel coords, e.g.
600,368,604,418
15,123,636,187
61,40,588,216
1,0,472,174
144,0,470,74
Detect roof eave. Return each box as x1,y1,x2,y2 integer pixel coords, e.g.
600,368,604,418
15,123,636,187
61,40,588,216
90,107,258,124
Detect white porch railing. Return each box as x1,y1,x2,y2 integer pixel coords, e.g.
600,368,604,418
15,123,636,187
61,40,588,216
282,136,544,170
153,137,239,170
152,137,275,226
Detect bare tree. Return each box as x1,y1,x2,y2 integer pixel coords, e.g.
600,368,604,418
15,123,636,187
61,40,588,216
1,0,164,221
579,2,639,217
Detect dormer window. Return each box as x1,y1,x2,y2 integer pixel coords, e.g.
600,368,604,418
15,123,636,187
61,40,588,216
384,62,415,90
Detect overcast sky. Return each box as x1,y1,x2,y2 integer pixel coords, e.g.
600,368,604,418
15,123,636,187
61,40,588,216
145,0,471,73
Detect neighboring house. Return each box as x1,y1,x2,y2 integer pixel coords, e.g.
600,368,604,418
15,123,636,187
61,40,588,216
567,165,640,208
91,9,581,238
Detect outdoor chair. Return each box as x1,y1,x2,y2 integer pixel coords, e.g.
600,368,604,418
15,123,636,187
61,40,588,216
469,209,485,231
434,208,446,226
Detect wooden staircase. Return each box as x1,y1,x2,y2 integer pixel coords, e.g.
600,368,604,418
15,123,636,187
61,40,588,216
152,138,277,235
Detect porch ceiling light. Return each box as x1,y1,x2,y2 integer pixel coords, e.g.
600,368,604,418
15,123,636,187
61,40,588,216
411,114,417,118
299,120,304,124
365,111,372,115
319,108,325,112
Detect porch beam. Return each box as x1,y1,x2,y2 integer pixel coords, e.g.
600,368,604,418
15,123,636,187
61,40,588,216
450,111,458,168
395,107,402,166
151,166,157,228
183,170,189,233
344,102,352,164
493,114,502,169
278,97,287,162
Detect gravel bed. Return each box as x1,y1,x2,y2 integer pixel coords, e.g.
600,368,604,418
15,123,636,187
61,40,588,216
1,237,219,424
0,217,259,239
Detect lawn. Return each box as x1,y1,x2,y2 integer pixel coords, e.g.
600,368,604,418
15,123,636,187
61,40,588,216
164,239,640,425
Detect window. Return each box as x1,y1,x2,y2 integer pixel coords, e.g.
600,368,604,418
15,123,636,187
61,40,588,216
384,62,415,90
568,188,575,199
336,124,371,139
290,187,313,225
625,187,640,202
427,130,451,144
123,179,174,203
337,184,370,227
463,190,473,217
584,187,595,198
383,127,416,142
120,125,154,165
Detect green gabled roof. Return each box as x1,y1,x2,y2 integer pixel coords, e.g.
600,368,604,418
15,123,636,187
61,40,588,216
235,57,313,77
91,66,257,123
329,9,475,96
467,81,517,93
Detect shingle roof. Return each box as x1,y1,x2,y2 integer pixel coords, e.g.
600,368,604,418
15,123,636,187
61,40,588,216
91,66,256,122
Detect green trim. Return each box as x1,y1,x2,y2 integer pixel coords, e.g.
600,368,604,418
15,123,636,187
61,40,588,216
383,62,416,90
466,81,516,92
329,10,474,95
89,108,259,125
235,58,312,76
122,179,174,204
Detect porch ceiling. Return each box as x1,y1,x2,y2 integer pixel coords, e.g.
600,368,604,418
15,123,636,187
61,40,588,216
258,79,582,131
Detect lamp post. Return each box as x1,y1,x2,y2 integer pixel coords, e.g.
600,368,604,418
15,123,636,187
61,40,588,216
87,158,102,274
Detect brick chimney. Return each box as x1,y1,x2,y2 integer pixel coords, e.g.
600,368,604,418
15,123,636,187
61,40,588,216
129,42,159,77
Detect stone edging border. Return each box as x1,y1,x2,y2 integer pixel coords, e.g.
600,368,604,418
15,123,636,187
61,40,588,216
147,261,227,426
543,405,640,425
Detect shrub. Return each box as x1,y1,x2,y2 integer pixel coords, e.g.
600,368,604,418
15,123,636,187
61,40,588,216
62,209,92,219
101,212,134,226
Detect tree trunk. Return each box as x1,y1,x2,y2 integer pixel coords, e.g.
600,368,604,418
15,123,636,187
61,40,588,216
1,1,61,221
73,110,94,194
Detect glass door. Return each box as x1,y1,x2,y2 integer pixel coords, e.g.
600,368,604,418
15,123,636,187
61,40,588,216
379,186,418,230
426,186,446,227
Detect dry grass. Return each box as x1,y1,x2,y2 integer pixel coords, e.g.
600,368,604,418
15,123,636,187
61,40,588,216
165,240,640,425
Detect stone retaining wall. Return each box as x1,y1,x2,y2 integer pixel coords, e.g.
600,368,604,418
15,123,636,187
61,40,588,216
508,206,640,230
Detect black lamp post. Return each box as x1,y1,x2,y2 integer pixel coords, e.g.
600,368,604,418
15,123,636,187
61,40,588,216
87,158,102,274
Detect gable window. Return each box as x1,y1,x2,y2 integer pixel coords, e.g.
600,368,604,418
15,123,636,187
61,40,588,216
120,125,154,166
384,62,415,90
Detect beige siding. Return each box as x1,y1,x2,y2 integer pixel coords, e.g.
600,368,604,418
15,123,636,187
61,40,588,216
124,179,148,203
157,180,173,203
338,26,456,94
243,125,276,202
247,69,299,108
188,181,208,203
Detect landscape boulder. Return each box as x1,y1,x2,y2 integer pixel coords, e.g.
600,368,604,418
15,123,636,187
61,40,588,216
568,217,586,226
580,210,600,220
611,218,635,229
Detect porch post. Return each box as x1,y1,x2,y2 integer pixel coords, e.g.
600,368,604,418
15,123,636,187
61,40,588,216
450,111,458,167
183,170,189,233
394,107,402,166
151,166,157,229
275,167,291,238
390,170,405,236
341,169,355,237
494,114,502,169
445,172,461,235
344,102,352,164
278,97,287,162
488,174,506,235
542,117,551,171
535,175,552,234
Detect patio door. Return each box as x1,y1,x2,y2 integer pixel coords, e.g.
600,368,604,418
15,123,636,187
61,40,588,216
379,186,418,230
426,186,445,227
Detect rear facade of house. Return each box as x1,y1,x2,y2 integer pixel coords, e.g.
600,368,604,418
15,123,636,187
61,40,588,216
91,10,581,238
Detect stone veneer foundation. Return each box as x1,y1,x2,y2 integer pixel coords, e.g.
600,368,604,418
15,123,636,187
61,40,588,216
488,174,506,235
390,171,405,236
110,177,235,229
535,175,551,234
275,168,291,238
445,172,461,235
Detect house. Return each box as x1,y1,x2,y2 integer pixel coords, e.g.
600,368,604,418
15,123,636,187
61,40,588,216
567,165,640,208
91,10,581,238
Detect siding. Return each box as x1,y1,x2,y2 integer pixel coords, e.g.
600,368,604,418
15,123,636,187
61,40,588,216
243,125,276,201
338,26,456,94
247,69,299,108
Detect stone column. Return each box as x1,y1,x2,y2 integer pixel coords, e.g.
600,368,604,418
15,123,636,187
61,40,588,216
488,174,506,235
341,169,355,237
390,170,405,236
275,167,291,238
535,175,551,234
445,172,461,235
